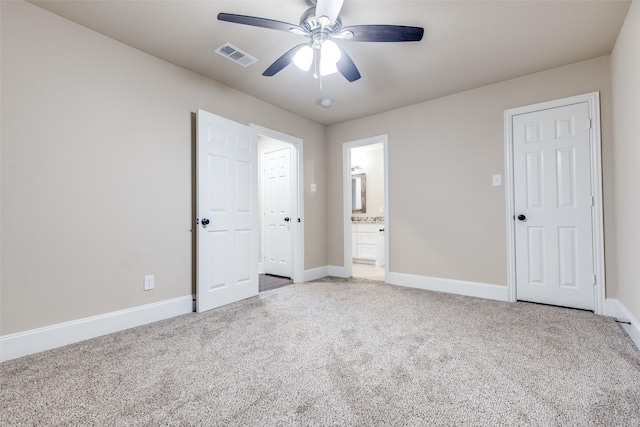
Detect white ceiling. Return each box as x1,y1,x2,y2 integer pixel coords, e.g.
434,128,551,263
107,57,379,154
29,0,631,126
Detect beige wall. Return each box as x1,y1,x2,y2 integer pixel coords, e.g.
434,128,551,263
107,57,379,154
0,1,326,335
327,56,614,289
2,0,632,339
611,0,640,321
351,145,384,217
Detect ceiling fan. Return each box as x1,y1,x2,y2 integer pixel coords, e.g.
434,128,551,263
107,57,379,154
217,0,424,82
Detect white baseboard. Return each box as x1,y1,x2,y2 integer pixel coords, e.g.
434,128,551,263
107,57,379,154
258,262,264,274
303,266,329,282
303,265,349,281
602,298,623,318
0,295,194,363
602,298,640,351
386,272,509,302
328,265,350,278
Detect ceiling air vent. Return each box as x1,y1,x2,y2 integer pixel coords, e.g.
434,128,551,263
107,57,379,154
215,43,258,67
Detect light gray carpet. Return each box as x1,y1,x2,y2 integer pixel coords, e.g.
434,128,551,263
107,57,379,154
1,278,639,426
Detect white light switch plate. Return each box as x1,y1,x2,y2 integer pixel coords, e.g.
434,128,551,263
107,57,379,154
310,183,317,192
492,174,502,186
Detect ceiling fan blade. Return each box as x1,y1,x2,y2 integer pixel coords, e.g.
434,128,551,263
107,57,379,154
340,25,424,42
315,0,344,23
336,46,361,82
218,13,304,34
263,44,308,77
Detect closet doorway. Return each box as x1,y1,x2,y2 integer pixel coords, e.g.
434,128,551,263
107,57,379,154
343,135,388,281
254,125,304,288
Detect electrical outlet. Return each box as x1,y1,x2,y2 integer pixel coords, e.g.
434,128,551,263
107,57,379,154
144,275,154,291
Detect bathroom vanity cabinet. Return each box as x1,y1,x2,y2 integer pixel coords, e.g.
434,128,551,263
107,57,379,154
352,223,385,266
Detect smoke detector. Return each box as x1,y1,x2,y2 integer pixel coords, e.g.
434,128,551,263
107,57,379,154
320,97,332,108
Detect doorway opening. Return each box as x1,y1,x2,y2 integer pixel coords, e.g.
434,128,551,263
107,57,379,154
343,135,388,281
253,125,304,290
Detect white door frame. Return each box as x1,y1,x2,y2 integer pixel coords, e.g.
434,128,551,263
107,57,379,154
342,135,389,278
504,92,605,314
251,124,304,283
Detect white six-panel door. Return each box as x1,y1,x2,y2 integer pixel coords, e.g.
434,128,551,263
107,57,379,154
262,146,293,278
513,102,595,310
196,109,258,313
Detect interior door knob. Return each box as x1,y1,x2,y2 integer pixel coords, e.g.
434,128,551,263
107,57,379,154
517,214,526,221
201,218,210,227
284,217,290,222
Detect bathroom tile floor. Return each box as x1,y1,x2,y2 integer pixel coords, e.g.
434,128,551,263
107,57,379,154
352,263,385,282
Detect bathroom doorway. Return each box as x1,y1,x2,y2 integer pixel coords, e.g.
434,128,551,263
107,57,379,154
343,135,388,281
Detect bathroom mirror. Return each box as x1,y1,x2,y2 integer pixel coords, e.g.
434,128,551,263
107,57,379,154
352,173,366,213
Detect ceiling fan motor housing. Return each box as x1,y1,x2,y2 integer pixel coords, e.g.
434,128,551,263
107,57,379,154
299,7,342,34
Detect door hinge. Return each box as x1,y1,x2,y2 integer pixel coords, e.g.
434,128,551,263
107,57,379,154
588,119,592,130
592,274,597,286
590,196,595,207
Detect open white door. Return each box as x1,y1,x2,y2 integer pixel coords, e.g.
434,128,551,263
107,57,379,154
262,146,293,278
196,109,258,313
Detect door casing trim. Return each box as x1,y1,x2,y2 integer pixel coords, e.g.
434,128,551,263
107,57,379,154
504,92,605,314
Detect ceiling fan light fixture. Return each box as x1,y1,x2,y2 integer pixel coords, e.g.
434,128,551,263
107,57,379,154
320,60,338,76
293,45,314,71
315,39,341,76
218,0,423,84
321,40,341,65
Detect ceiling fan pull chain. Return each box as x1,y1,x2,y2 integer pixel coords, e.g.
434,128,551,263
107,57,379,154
313,46,320,79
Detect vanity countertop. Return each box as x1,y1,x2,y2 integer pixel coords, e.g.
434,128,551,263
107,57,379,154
352,216,384,224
